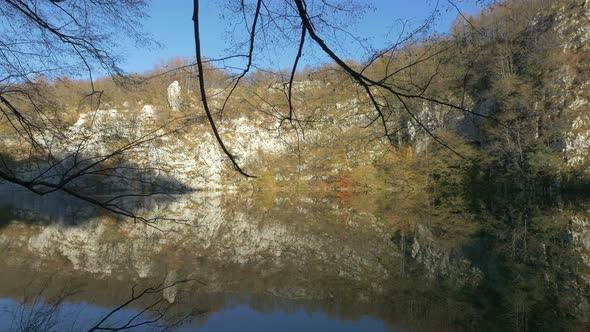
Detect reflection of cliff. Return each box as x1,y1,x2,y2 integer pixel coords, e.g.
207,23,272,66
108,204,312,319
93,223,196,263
389,195,484,289
469,201,590,330
570,214,590,270
393,224,483,288
564,213,590,322
2,191,590,331
0,191,403,326
0,190,494,330
0,192,394,283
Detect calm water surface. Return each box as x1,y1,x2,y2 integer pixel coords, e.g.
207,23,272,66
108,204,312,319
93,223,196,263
0,186,589,331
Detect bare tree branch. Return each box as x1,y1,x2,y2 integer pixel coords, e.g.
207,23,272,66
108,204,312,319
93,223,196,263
193,0,255,178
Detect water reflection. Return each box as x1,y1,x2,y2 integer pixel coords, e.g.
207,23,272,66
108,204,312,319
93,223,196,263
0,186,589,331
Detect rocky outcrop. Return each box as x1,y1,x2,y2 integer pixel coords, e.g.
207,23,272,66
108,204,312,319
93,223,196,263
167,80,182,111
566,115,590,167
31,101,292,190
554,0,590,52
549,0,590,167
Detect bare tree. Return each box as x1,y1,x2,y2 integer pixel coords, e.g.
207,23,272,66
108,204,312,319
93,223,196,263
0,0,497,220
191,0,500,177
0,0,190,226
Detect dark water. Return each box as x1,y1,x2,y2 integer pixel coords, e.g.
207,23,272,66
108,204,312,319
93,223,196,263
0,186,589,331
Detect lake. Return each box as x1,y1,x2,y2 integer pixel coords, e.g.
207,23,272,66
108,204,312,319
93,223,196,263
0,186,589,331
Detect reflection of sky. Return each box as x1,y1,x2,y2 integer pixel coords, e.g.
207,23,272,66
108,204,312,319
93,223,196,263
0,298,400,331
196,305,396,332
0,297,174,332
0,298,115,331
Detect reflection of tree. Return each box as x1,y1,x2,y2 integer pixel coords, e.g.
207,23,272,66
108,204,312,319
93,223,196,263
87,278,203,332
8,275,83,332
454,194,590,331
1,190,590,330
6,274,203,332
383,188,590,331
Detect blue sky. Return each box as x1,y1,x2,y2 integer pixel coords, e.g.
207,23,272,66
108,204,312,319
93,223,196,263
121,0,483,74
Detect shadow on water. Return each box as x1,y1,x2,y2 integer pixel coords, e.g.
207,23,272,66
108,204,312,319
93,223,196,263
0,147,195,229
0,186,589,331
0,182,191,229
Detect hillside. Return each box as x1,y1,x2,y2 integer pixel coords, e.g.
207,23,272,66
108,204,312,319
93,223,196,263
0,0,589,196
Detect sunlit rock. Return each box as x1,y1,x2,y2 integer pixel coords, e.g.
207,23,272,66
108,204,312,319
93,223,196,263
163,270,179,303
167,80,182,111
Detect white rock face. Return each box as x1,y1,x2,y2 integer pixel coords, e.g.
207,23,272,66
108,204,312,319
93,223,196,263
140,104,156,119
167,81,182,111
62,106,290,190
566,115,590,167
162,117,288,189
554,0,590,51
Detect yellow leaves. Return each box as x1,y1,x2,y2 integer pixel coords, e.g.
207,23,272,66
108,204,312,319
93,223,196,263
253,169,278,209
328,146,427,194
